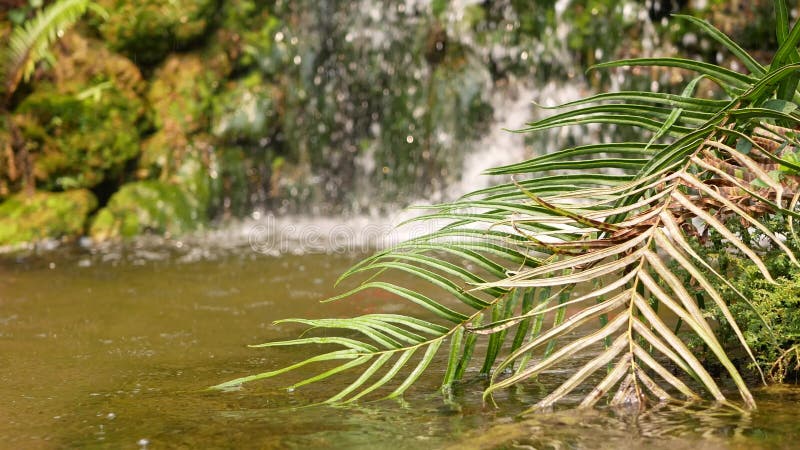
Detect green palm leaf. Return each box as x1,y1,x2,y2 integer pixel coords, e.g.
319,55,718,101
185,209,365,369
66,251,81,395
215,10,800,411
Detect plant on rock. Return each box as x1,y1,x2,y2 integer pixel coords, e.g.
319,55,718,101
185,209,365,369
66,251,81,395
215,4,800,411
1,0,107,194
2,0,107,102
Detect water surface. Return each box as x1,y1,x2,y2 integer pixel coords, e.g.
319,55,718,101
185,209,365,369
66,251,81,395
1,242,799,449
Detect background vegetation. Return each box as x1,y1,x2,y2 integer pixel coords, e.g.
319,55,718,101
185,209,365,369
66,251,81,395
0,0,782,246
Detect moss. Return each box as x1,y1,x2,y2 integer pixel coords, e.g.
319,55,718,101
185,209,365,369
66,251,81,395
685,213,800,381
89,180,202,240
147,53,221,136
95,0,221,67
212,0,273,72
711,255,800,380
0,190,97,245
14,85,145,191
50,31,146,99
138,130,181,179
91,147,214,240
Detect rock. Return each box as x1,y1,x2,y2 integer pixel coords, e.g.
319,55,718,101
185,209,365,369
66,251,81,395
13,85,145,190
213,0,273,72
138,130,186,180
50,31,146,99
89,180,200,240
147,53,220,136
0,190,97,246
4,31,148,197
141,54,224,180
95,0,221,67
91,148,214,241
13,85,146,191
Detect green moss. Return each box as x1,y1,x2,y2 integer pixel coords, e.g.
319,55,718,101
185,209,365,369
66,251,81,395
49,32,146,99
14,85,146,191
712,255,800,379
147,53,221,136
95,0,221,67
686,214,800,381
0,190,97,245
89,180,202,240
138,131,176,179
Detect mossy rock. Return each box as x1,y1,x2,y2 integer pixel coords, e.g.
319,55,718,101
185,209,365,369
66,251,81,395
0,190,97,246
138,130,185,179
147,53,221,137
95,0,220,67
50,31,146,99
211,72,282,143
14,85,146,191
212,0,272,71
89,180,204,240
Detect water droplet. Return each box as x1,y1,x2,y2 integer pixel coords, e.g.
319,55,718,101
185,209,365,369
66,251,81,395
287,387,295,393
137,438,149,447
406,135,414,144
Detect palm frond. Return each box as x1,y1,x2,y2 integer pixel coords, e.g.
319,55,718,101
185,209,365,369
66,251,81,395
215,13,800,411
2,0,107,101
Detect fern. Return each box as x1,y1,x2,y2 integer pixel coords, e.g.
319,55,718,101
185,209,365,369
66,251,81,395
1,0,107,102
215,8,800,410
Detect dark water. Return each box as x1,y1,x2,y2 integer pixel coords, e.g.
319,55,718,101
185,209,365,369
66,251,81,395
1,242,800,449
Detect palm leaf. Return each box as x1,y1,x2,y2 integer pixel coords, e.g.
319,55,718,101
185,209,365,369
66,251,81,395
215,12,800,411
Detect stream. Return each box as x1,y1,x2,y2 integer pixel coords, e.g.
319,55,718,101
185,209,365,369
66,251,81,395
1,238,800,449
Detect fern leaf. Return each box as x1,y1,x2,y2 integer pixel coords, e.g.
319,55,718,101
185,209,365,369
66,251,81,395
2,0,107,101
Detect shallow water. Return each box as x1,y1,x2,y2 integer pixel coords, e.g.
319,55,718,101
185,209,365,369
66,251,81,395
1,242,799,449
